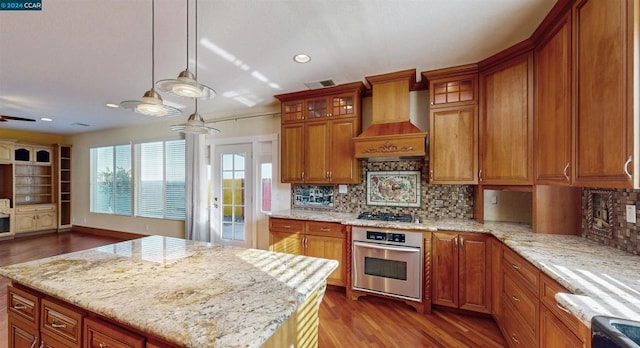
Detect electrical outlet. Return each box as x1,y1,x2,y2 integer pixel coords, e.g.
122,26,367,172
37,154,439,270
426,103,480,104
339,185,348,194
626,204,637,224
491,195,498,205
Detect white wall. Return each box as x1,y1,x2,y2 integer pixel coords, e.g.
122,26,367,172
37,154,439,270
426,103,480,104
67,107,288,239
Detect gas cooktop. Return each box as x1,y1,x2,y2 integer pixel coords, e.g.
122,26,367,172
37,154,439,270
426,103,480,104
357,212,413,223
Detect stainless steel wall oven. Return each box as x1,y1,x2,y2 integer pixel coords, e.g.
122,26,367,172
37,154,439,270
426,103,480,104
352,226,423,301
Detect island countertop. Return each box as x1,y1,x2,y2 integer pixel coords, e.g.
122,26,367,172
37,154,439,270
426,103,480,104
0,235,338,347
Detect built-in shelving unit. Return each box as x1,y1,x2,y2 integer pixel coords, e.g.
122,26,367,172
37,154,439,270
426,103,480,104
14,163,53,205
58,145,72,228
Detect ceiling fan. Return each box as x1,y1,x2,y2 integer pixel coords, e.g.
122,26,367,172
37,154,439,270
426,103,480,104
0,115,36,122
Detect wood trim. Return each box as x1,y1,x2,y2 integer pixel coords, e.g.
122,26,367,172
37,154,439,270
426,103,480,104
71,225,144,240
274,81,365,102
421,64,479,81
530,0,574,45
478,39,534,71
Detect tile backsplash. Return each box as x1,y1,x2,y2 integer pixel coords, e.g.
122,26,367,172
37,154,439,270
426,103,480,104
582,188,640,255
292,160,474,219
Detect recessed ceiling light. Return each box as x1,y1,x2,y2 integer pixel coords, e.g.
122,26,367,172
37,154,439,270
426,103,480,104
293,54,311,63
106,103,119,108
40,117,53,122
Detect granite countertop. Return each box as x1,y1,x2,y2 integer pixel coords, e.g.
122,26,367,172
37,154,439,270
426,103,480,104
270,209,640,327
0,235,338,348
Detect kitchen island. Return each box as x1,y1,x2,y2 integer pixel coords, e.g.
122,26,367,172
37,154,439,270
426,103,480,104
0,235,338,347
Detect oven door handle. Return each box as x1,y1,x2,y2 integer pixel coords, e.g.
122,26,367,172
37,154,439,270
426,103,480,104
353,241,421,253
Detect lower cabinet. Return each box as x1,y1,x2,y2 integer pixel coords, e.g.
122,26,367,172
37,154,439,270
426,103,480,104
539,273,590,347
539,306,584,348
269,218,346,286
432,231,492,313
14,204,57,233
84,318,145,348
5,284,178,348
8,315,38,348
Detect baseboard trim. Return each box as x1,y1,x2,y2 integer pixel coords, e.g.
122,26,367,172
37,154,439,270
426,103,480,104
71,225,145,240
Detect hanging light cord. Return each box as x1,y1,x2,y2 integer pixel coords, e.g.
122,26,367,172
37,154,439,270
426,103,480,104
151,0,156,87
185,0,189,70
195,0,198,81
194,0,199,113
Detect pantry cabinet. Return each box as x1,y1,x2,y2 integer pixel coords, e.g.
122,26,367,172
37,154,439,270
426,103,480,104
479,52,534,185
422,66,479,184
431,231,491,314
276,82,364,184
269,217,346,286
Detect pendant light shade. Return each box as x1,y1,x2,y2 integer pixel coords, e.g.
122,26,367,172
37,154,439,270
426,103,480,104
155,0,215,100
120,0,182,117
121,88,181,117
169,111,220,135
156,69,216,99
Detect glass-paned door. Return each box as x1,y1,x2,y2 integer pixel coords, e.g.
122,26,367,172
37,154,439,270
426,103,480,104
213,143,252,247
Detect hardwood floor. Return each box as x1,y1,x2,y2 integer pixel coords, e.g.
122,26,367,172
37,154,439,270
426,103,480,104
0,232,507,348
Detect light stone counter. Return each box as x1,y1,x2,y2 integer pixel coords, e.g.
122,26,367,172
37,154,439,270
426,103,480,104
270,209,640,327
0,235,338,347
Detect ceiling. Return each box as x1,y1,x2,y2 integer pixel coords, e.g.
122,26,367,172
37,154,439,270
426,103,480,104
0,0,556,135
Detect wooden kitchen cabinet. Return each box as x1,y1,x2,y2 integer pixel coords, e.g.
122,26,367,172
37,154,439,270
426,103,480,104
276,82,364,184
573,0,636,188
14,145,52,165
540,306,583,348
8,315,38,348
501,246,540,348
84,317,145,348
423,64,478,185
269,217,346,286
479,51,534,185
431,231,491,314
14,204,57,234
281,123,305,182
534,11,573,185
0,141,13,163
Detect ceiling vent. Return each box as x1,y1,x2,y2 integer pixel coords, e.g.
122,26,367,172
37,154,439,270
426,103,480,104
304,79,336,90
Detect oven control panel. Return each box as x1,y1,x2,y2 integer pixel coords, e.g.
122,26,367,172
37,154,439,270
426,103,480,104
366,231,406,243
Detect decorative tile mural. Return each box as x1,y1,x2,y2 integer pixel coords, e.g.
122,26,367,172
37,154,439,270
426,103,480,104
366,171,421,207
292,160,474,219
293,185,334,208
582,188,640,255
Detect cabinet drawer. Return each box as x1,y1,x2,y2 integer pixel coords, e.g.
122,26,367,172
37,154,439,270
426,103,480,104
503,247,538,294
41,331,75,348
8,285,40,326
503,300,537,348
42,298,83,347
84,317,145,348
306,221,345,237
539,273,587,342
269,218,304,232
16,203,56,214
503,271,538,337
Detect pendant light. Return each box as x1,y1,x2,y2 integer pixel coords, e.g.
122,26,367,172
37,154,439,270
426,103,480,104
155,0,216,99
170,0,220,135
120,0,181,117
169,100,220,135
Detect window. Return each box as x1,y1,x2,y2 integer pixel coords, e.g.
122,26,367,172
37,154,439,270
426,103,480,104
135,140,185,220
90,145,132,215
90,139,185,220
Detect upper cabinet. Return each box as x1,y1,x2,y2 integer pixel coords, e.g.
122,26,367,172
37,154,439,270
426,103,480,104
423,65,479,184
276,82,364,184
572,0,636,188
0,142,13,163
479,52,534,185
534,11,573,185
14,145,52,165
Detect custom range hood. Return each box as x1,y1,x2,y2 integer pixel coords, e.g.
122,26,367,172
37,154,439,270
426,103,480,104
353,69,427,161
